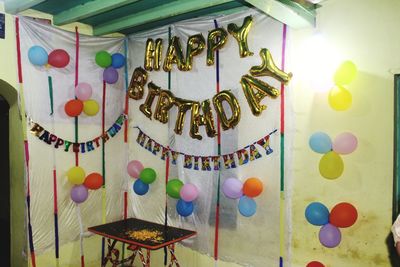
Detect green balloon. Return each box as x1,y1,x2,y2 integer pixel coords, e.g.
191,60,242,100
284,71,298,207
139,168,157,184
166,179,184,199
95,51,112,68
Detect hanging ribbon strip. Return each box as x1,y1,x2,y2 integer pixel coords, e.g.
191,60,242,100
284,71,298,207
135,127,276,171
164,26,173,266
279,23,288,267
122,37,130,261
16,17,37,267
74,25,86,267
28,113,127,153
100,80,107,265
213,18,221,264
47,73,60,263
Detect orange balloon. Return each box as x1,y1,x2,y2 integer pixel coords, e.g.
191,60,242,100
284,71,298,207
329,202,358,228
84,173,103,190
243,177,263,197
65,99,83,117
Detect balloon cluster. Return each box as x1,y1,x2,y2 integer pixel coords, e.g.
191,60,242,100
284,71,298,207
328,60,357,111
305,202,358,248
28,45,70,68
222,177,263,217
309,132,358,179
67,166,103,204
166,179,199,217
127,160,157,195
65,83,100,117
95,51,125,84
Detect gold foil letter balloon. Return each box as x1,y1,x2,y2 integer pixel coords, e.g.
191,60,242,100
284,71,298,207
240,74,280,116
173,98,196,136
139,82,160,118
190,99,217,140
207,28,228,66
227,15,254,58
212,90,241,130
144,38,163,71
250,48,292,83
154,90,175,123
128,67,148,100
163,36,186,72
185,34,205,71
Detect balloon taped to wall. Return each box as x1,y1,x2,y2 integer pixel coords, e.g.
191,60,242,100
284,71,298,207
29,113,127,153
135,127,276,171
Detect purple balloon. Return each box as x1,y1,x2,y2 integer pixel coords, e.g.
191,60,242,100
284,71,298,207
103,67,118,84
319,223,341,248
222,178,243,199
70,185,88,204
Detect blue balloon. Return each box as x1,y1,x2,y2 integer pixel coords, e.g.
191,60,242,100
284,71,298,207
133,179,149,196
305,202,329,226
28,46,48,66
238,196,257,217
309,132,332,154
111,53,126,69
176,199,194,217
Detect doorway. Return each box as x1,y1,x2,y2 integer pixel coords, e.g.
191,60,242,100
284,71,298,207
0,95,10,266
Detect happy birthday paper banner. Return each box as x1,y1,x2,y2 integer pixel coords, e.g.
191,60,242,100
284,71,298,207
135,127,277,171
29,113,127,153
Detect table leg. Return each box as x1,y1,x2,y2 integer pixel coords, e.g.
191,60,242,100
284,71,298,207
102,239,117,267
168,244,180,267
138,248,151,267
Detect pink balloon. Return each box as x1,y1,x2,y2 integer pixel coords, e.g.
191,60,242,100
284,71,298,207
127,160,144,178
180,183,199,202
332,132,358,154
75,83,93,101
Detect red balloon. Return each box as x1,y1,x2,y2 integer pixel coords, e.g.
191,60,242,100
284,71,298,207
329,202,358,228
48,49,70,68
84,173,103,190
307,261,325,267
65,99,83,117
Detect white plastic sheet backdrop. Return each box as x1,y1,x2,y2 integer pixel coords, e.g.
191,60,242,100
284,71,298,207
127,9,288,267
19,8,291,267
19,17,126,253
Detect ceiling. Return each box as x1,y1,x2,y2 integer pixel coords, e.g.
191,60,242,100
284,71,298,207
5,0,317,36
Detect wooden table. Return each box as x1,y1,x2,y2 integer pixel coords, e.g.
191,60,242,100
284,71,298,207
88,218,196,267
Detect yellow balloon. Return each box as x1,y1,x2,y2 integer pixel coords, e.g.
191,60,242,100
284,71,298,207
328,86,352,111
319,151,344,179
83,99,100,116
67,166,85,185
333,60,357,86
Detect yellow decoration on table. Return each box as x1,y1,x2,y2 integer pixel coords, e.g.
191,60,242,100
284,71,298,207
319,151,344,179
328,85,352,111
127,229,164,243
67,166,86,185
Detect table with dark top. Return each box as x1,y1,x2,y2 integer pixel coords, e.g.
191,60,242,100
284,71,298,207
88,218,196,267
